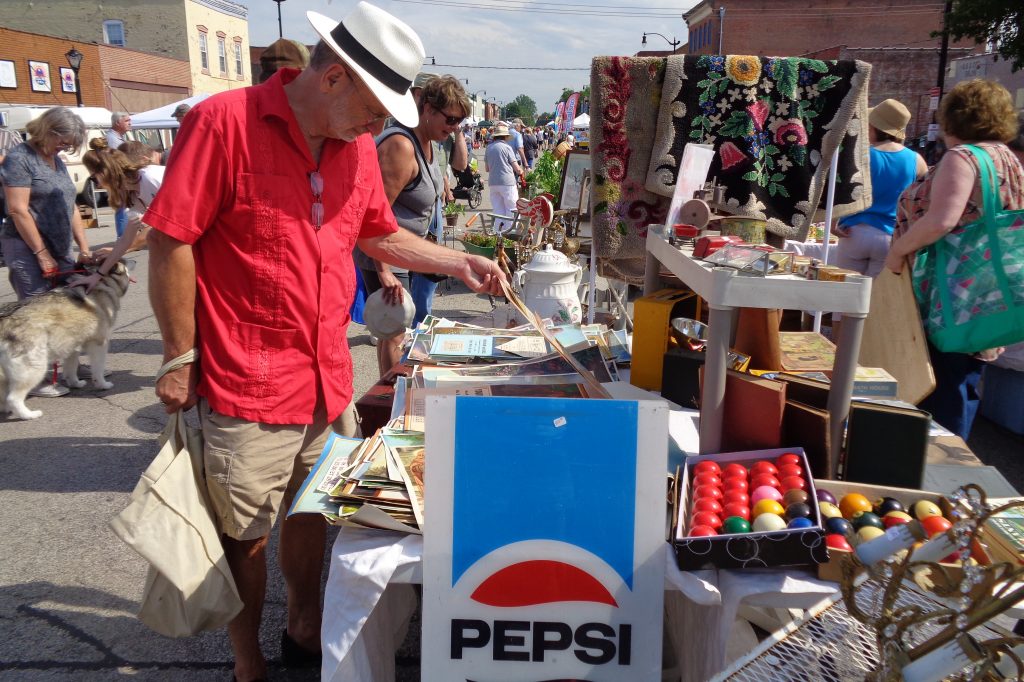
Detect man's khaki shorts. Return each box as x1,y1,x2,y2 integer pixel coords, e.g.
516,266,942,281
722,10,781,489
200,400,332,541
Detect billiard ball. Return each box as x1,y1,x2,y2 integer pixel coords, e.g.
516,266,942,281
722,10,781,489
883,511,914,528
751,474,782,491
913,500,943,520
775,452,801,467
921,515,953,538
692,511,723,530
825,516,854,536
785,502,813,521
689,525,718,537
693,472,722,488
839,493,873,519
779,476,807,492
818,502,843,519
749,461,778,476
857,526,886,542
752,499,786,519
722,516,752,534
852,511,884,531
873,496,905,516
751,485,783,505
693,460,721,476
721,503,750,521
753,512,788,532
723,491,750,507
722,463,748,479
826,534,853,551
692,498,723,516
816,488,838,505
788,517,814,529
777,463,803,479
693,485,723,501
783,489,809,507
723,477,749,493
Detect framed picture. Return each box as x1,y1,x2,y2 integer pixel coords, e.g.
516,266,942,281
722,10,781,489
59,67,76,93
28,60,51,92
0,60,16,89
558,150,592,218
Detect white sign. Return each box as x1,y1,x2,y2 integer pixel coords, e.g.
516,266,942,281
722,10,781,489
423,396,667,681
928,95,939,111
665,143,715,229
927,123,940,142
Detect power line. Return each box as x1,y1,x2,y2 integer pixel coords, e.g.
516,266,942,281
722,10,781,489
434,63,590,70
399,0,692,9
392,0,681,17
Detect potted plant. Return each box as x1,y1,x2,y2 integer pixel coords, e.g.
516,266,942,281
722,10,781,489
442,202,464,228
525,152,562,199
458,232,518,267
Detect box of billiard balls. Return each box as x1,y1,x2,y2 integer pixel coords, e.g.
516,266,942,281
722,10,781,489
812,479,990,594
673,448,829,570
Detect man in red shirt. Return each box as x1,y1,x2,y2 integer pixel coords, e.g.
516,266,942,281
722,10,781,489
144,4,504,680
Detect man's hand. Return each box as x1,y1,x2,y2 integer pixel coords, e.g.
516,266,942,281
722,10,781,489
378,268,405,305
155,363,198,414
457,254,506,295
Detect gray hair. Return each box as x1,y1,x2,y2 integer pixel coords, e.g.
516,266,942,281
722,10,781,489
111,111,130,126
309,40,343,71
25,107,87,151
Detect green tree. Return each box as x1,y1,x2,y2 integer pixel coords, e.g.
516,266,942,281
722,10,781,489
535,112,554,126
940,0,1024,71
503,94,538,125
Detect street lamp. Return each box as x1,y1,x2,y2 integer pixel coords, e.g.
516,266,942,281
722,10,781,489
641,32,681,52
64,47,84,107
272,0,285,39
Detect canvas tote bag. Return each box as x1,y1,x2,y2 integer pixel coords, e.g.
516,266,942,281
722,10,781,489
912,145,1024,354
109,350,242,637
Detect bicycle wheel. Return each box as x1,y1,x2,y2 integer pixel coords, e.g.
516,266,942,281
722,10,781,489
468,189,482,209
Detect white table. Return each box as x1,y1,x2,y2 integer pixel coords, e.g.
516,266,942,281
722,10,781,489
321,528,840,682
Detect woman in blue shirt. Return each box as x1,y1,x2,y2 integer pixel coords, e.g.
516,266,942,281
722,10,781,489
834,99,927,277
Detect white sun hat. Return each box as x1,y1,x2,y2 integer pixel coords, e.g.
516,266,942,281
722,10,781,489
363,287,416,340
307,2,425,127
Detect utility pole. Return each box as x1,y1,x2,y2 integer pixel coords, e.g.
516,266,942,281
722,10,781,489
936,0,953,99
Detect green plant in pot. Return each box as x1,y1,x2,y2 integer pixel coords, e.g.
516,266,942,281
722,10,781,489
442,202,464,227
459,232,518,267
525,152,562,198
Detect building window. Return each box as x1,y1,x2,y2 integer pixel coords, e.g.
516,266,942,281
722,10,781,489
234,41,243,78
198,30,209,72
218,37,227,74
103,20,126,47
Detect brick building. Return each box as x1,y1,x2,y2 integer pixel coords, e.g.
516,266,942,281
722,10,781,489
2,0,250,96
947,52,1024,110
0,27,191,112
680,0,981,139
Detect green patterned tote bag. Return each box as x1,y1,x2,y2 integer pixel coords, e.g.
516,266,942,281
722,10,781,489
912,144,1024,354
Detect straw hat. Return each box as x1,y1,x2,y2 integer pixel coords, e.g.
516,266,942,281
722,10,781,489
491,124,511,138
307,2,425,127
868,99,911,140
363,288,415,339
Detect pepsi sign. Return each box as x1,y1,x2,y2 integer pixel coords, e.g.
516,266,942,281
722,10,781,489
423,396,667,681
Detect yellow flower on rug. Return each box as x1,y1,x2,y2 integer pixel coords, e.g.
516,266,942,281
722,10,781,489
725,55,761,86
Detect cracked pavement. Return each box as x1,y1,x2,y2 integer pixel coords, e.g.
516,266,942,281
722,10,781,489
0,210,494,680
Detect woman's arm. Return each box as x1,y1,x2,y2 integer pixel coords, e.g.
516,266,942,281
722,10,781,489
4,185,58,274
372,134,421,304
70,201,90,262
885,151,975,273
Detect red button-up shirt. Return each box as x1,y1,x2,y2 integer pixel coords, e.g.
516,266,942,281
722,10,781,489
145,69,398,424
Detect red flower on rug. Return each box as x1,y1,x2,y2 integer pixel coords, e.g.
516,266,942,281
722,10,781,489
773,119,809,146
746,100,769,131
719,141,749,171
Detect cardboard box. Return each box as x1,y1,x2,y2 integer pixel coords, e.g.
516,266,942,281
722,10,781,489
631,288,699,391
673,448,828,570
811,479,988,596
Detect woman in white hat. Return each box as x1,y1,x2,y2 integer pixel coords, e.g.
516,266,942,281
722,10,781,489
832,98,927,277
484,124,524,232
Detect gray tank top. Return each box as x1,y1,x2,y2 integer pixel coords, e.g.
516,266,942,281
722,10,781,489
354,125,441,274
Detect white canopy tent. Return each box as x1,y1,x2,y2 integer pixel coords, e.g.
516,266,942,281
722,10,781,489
571,112,590,129
131,93,210,129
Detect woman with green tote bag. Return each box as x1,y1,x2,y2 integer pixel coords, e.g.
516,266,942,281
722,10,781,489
886,79,1024,440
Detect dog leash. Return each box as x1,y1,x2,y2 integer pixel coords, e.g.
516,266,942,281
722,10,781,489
156,348,198,382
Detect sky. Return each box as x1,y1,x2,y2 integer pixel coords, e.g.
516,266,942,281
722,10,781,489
245,0,698,116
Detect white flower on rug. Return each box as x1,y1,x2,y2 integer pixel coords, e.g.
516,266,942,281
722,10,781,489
743,87,758,102
708,113,722,126
778,156,793,172
760,79,774,93
716,99,730,114
775,102,790,116
728,87,742,102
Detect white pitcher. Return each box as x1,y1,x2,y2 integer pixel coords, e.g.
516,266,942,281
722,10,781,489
514,244,583,324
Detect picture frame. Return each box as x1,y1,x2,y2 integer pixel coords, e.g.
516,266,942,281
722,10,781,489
28,60,51,92
558,150,592,219
59,67,76,93
0,60,16,89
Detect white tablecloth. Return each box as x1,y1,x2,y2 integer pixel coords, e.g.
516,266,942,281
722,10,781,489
321,528,839,682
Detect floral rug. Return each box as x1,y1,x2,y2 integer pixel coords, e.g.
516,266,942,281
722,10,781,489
645,55,872,240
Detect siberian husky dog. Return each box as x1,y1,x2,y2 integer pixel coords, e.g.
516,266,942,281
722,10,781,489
0,262,130,420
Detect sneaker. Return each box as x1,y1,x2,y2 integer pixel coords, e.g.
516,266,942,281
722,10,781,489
29,383,70,398
368,333,378,347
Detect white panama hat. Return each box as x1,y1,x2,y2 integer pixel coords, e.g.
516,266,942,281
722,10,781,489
363,287,416,340
307,2,425,127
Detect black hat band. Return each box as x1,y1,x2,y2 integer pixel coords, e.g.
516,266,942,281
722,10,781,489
331,21,412,95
